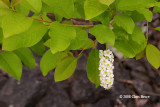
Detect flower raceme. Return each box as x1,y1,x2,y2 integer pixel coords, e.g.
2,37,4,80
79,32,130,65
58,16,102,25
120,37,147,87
99,50,114,90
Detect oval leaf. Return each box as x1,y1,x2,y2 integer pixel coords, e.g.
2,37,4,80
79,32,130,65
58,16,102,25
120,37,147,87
90,25,115,45
31,40,45,56
84,0,108,20
114,14,135,34
48,21,76,54
20,0,42,13
2,21,48,51
40,50,68,76
54,56,77,82
2,12,33,38
99,0,115,6
0,51,22,80
146,44,160,69
86,49,100,87
14,48,35,69
42,0,74,18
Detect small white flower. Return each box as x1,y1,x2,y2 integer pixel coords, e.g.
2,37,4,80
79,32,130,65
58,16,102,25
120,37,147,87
105,85,112,90
100,82,106,87
105,61,111,68
99,50,104,55
109,66,114,71
99,54,104,59
99,72,105,78
100,57,108,65
98,64,106,71
109,76,114,80
104,49,112,57
104,77,110,82
109,55,114,62
103,70,109,75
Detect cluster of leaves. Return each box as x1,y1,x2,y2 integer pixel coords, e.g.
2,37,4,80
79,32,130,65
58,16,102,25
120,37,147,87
0,0,160,86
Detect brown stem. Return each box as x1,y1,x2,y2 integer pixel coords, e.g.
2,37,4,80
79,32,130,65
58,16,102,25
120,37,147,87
76,40,96,58
29,17,94,28
146,21,149,44
32,18,52,23
148,27,155,30
38,13,43,20
71,18,76,25
62,24,94,27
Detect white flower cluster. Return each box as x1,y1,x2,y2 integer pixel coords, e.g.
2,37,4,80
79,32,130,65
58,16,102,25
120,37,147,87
99,49,114,90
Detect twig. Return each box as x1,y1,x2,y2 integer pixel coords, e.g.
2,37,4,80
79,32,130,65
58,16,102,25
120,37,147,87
131,90,138,107
32,18,52,23
108,7,115,17
116,78,135,85
148,27,155,30
28,16,95,28
146,21,149,44
38,13,43,20
116,99,126,107
76,40,97,58
62,24,94,28
71,18,76,25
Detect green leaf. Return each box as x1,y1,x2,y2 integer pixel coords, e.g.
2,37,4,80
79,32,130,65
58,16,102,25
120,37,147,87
99,0,115,6
84,0,108,20
114,26,147,58
131,26,146,44
67,29,94,50
146,44,160,69
31,40,45,56
114,40,137,58
117,0,156,11
54,56,77,82
114,14,135,34
47,21,76,54
0,28,3,44
0,1,11,16
3,21,48,51
42,0,75,18
15,3,30,16
11,0,22,6
113,27,129,40
153,6,160,13
90,25,115,45
74,0,85,18
1,0,10,7
55,14,63,22
20,0,42,13
155,26,160,31
0,8,11,16
14,48,35,69
136,49,146,60
87,49,100,87
0,51,22,80
136,9,153,22
41,2,54,13
91,10,112,26
40,50,68,76
2,12,33,38
0,0,9,8
130,11,145,22
68,38,94,50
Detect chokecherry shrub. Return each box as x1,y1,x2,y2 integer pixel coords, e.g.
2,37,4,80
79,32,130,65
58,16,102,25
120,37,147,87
0,0,160,88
